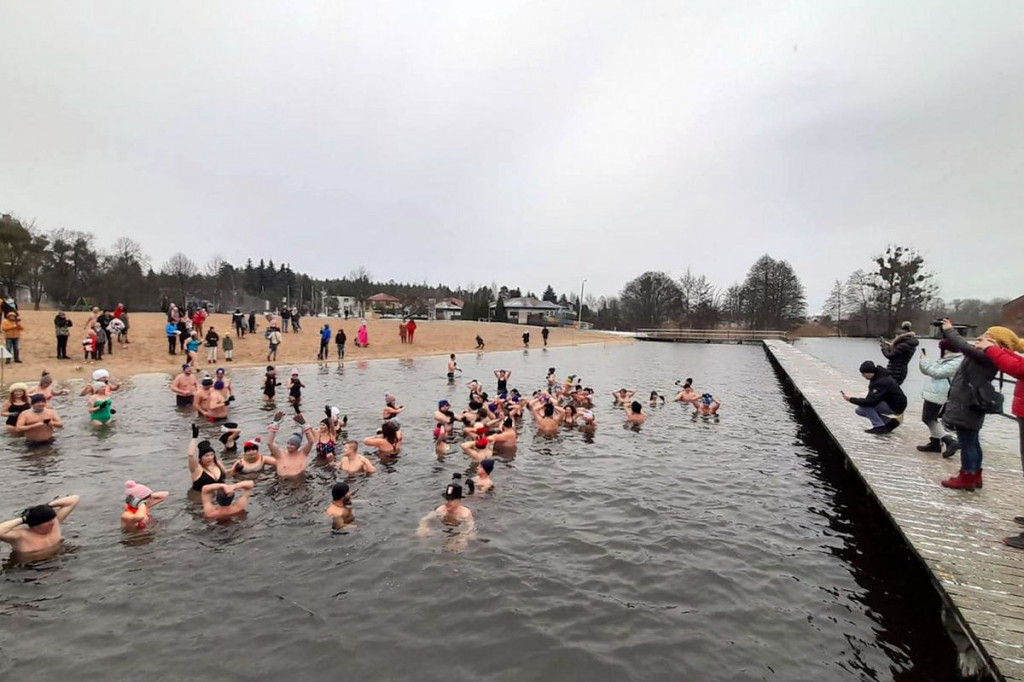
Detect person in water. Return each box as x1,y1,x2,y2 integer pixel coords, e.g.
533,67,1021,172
674,378,699,405
382,393,404,425
171,364,198,407
326,482,355,528
263,366,280,404
335,440,377,474
417,474,475,542
121,481,169,531
447,354,459,380
488,417,518,449
2,382,31,433
624,400,646,424
649,391,666,407
201,481,254,520
473,458,496,493
842,360,908,434
494,369,511,394
529,397,562,436
29,372,67,402
694,393,721,417
215,367,235,402
88,382,115,426
612,388,636,406
79,368,122,396
266,411,315,477
15,394,64,444
460,428,494,462
364,420,401,456
232,439,277,475
188,425,228,492
288,370,304,409
0,495,80,556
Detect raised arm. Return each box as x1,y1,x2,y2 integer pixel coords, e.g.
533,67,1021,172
266,412,285,457
187,424,201,474
941,321,989,362
0,516,25,543
294,414,315,456
50,495,81,522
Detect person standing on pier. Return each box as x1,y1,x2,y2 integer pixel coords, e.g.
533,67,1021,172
842,361,907,434
916,340,962,457
879,321,919,385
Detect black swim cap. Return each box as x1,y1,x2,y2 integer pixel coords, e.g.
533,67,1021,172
480,459,495,474
215,490,235,506
332,482,350,501
444,474,463,500
23,505,56,527
198,440,215,456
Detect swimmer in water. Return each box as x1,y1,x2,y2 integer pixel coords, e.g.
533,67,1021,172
624,400,646,424
695,393,721,417
288,370,304,409
612,388,635,406
218,421,242,453
231,439,277,475
263,366,280,404
121,481,169,531
188,425,228,491
447,354,459,380
472,458,496,493
266,411,315,477
29,372,67,402
417,474,475,541
15,394,64,444
561,404,579,426
326,482,355,528
335,440,377,474
324,405,348,433
674,378,699,405
364,420,401,456
214,367,235,402
493,369,511,394
3,382,31,433
88,382,115,426
489,417,518,449
313,416,339,461
529,397,563,436
460,428,493,462
649,391,666,407
201,481,254,520
203,380,230,422
170,364,198,408
546,368,558,392
382,393,404,424
0,495,80,557
79,369,122,396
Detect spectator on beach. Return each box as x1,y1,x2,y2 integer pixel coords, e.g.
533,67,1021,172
542,326,550,346
319,324,331,361
205,327,220,364
177,319,190,353
83,328,97,364
399,320,408,344
232,309,246,337
916,340,962,456
406,318,416,343
3,311,23,364
54,311,73,359
192,307,207,338
166,321,179,355
266,325,282,362
93,322,107,361
842,360,907,434
356,322,368,348
476,334,485,350
222,333,234,362
291,308,302,333
335,327,346,361
281,308,291,333
107,317,126,351
937,319,1006,492
248,311,257,335
879,321,919,386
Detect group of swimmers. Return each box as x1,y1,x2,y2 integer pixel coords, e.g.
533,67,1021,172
0,357,723,561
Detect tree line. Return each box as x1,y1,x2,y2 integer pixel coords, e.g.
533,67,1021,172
0,212,1009,333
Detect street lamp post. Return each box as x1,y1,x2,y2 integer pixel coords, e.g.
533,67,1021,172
578,279,587,328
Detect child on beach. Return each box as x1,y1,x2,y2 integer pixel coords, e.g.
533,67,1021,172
222,333,234,362
83,329,97,364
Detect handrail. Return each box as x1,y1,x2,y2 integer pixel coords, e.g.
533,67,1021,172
636,328,789,340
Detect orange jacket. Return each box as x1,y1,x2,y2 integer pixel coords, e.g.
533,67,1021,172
2,317,23,339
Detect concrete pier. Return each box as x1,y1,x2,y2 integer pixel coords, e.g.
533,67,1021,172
764,340,1024,681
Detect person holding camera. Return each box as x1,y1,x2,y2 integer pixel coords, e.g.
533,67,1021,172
937,319,1002,491
916,339,962,456
842,361,907,434
879,321,919,386
14,394,63,444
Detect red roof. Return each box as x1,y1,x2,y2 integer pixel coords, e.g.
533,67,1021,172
368,293,401,303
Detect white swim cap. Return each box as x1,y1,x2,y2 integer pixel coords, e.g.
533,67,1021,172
92,369,110,381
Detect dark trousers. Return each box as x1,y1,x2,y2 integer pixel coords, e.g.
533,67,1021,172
318,340,328,360
956,427,982,473
56,336,69,359
95,342,104,361
168,336,177,355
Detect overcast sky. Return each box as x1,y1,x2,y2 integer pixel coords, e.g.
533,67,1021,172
2,1,1022,310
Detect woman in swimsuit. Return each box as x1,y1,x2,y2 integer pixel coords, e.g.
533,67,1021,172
494,369,511,394
231,439,277,475
219,422,241,452
29,372,67,402
3,383,31,434
185,332,201,367
313,417,338,461
263,366,279,404
382,394,403,425
187,424,227,491
121,480,169,531
88,382,115,426
364,420,401,456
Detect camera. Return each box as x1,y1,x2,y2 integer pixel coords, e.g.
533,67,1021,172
931,319,945,327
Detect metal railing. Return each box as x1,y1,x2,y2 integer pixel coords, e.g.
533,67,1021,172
636,328,789,342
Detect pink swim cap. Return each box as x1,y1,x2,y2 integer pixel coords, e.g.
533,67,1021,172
125,480,153,501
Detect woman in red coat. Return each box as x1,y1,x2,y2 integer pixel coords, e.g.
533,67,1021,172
406,319,417,343
977,327,1024,548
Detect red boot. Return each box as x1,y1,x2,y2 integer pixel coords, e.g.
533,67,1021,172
941,470,977,491
976,469,983,489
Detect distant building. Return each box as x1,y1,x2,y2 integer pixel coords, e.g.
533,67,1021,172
333,295,364,319
1004,294,1024,333
433,297,464,321
367,292,402,315
489,296,565,325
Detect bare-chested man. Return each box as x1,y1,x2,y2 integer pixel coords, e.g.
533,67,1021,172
529,398,562,436
266,411,315,477
201,481,254,520
326,482,355,528
624,400,647,425
0,495,80,557
417,475,475,544
170,364,197,408
14,394,64,444
335,440,376,475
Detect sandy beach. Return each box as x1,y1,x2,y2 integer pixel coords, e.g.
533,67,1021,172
0,310,631,385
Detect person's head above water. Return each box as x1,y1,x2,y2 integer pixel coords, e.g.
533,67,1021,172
630,401,642,414
22,504,57,533
9,382,27,400
332,482,351,504
543,403,555,418
381,421,399,443
385,393,396,406
480,458,495,475
444,474,464,501
286,433,303,451
215,489,235,507
124,480,153,507
438,399,450,410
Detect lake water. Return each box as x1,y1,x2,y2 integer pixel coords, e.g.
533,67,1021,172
0,341,965,681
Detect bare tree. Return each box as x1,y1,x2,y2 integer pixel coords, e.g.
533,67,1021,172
163,252,198,303
111,237,150,270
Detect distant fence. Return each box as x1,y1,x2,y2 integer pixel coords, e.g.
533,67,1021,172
636,328,789,342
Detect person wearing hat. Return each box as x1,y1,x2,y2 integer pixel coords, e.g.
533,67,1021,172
842,361,907,434
266,410,315,477
460,427,494,462
472,458,496,493
916,339,963,456
0,494,80,555
222,332,234,362
879,321,919,386
14,393,64,444
325,482,355,529
232,438,276,475
187,424,227,491
121,481,169,531
200,481,254,520
2,310,24,364
79,368,122,396
214,367,234,402
88,381,115,426
417,474,475,540
937,319,1005,491
2,382,31,431
53,310,73,359
171,364,198,408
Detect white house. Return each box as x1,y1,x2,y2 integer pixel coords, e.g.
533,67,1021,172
433,297,464,321
334,295,364,319
489,296,565,325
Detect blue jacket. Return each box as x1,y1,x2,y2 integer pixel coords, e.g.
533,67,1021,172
918,353,962,405
321,326,331,342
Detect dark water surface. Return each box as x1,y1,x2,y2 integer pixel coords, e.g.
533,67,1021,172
0,342,960,681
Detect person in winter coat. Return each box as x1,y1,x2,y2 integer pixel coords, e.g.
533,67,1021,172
842,360,908,434
318,324,331,361
205,327,220,363
880,321,919,385
938,319,1003,491
916,339,962,456
973,327,1024,547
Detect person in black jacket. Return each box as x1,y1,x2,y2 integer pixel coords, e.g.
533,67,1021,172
879,321,919,385
842,361,908,434
938,319,999,491
53,311,74,359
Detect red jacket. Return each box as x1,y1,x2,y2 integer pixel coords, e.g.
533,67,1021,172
985,346,1024,418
